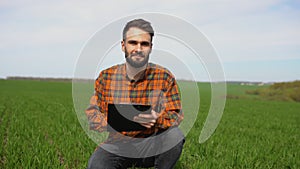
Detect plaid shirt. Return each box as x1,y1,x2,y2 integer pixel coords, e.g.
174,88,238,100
85,62,183,141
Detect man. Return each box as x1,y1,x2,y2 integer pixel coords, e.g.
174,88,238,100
86,19,185,169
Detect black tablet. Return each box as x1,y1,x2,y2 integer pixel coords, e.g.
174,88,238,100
107,104,152,132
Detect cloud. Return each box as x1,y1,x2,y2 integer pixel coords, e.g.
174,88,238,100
0,0,299,80
198,1,300,61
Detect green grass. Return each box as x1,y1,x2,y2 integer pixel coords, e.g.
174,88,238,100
0,80,299,168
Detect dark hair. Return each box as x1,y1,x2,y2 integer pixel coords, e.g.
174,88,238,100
122,19,154,41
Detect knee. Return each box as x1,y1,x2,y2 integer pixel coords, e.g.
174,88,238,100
162,127,185,144
87,148,118,169
87,148,104,169
156,127,185,153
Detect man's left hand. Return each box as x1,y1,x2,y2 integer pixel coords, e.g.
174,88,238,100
133,110,159,128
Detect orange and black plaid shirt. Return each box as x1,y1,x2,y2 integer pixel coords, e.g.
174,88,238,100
85,62,183,141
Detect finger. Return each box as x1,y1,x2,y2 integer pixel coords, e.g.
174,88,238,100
134,116,156,123
138,113,156,120
151,110,159,119
140,122,155,128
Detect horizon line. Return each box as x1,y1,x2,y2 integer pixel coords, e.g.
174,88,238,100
2,76,299,83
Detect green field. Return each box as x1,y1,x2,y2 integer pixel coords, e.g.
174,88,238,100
0,80,299,168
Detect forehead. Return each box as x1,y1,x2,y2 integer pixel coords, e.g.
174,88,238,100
125,27,151,41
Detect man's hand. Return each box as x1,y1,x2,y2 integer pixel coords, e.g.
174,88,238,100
133,110,159,128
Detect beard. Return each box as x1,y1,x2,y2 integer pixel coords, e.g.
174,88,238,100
125,49,150,68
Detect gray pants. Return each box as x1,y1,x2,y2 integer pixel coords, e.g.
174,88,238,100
87,127,185,169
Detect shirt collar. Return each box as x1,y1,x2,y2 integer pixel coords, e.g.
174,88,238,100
122,63,151,82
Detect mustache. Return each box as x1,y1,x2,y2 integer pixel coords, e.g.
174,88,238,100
131,52,145,57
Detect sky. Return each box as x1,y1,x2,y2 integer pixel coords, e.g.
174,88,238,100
0,0,300,82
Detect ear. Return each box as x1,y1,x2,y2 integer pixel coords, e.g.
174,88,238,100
121,40,125,52
149,42,153,53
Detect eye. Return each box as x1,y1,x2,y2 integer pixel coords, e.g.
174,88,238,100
141,42,150,47
128,40,138,45
127,40,151,47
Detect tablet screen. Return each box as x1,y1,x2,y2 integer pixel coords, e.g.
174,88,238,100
107,104,152,132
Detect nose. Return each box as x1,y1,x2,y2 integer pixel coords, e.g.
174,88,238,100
135,43,142,52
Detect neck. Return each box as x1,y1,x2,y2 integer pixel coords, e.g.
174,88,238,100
125,62,148,81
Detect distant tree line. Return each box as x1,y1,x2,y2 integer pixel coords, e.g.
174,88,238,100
6,76,72,82
5,76,98,83
246,80,300,102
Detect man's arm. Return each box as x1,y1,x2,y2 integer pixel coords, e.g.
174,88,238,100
155,77,183,129
85,73,107,132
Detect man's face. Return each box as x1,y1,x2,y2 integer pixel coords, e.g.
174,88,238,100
122,27,152,68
